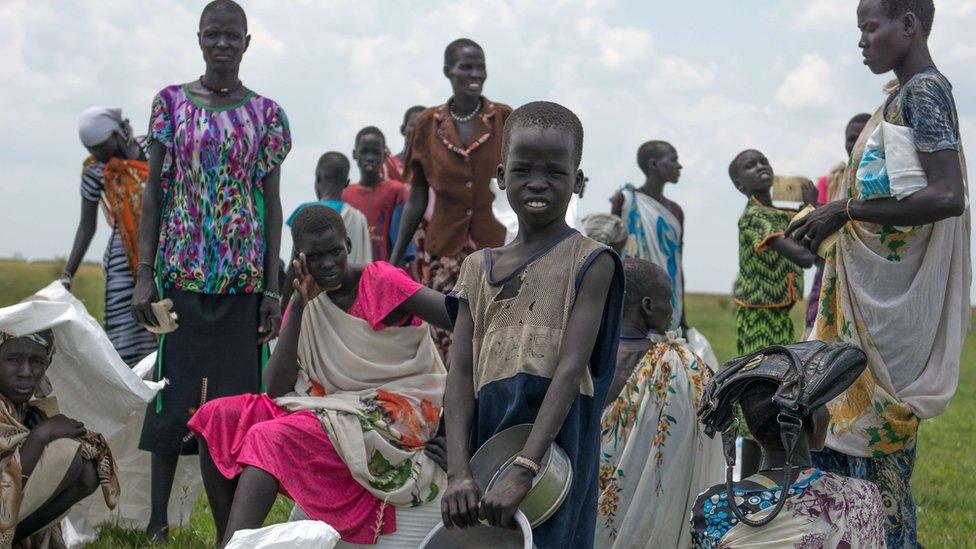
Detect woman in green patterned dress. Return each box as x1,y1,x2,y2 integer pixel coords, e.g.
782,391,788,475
728,149,817,476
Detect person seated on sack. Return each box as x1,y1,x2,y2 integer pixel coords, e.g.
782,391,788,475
189,205,451,547
0,330,119,546
691,344,886,547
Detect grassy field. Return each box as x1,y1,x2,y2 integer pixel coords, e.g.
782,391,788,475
1,259,973,546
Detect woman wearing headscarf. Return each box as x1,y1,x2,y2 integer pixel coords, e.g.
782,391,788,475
130,0,291,541
0,330,119,547
63,107,157,367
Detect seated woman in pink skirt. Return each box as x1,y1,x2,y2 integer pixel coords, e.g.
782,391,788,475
189,204,452,547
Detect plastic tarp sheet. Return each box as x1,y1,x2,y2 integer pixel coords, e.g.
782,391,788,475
0,282,202,546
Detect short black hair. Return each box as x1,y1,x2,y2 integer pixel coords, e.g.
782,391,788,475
403,105,426,125
622,258,672,315
501,101,584,168
728,149,762,181
315,151,350,182
291,204,347,245
200,0,247,32
444,38,483,66
636,140,676,175
881,0,935,37
354,126,385,149
848,113,872,128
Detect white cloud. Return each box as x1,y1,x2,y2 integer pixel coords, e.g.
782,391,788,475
775,54,835,109
0,0,973,300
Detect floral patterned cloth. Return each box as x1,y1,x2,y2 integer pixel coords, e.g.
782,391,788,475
189,263,441,542
690,468,886,548
596,333,723,548
148,84,291,294
275,262,445,508
814,446,914,548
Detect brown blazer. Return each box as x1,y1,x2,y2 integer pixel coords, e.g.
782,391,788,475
404,98,511,257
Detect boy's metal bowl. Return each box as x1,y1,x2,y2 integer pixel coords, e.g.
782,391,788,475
419,509,534,549
468,423,573,528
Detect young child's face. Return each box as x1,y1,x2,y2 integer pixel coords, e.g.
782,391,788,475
857,0,912,75
353,134,385,179
0,338,48,405
732,151,774,195
651,147,682,184
295,229,350,291
498,127,582,227
845,119,868,157
445,46,486,101
401,110,422,139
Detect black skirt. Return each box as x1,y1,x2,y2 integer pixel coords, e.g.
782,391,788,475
139,289,262,455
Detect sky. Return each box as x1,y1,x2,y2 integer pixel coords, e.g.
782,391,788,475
2,0,975,299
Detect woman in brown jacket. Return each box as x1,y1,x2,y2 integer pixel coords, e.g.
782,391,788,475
390,38,511,363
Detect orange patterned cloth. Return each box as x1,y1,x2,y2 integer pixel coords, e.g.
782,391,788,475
83,157,147,277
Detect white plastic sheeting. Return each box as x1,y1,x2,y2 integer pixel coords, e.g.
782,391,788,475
226,520,340,549
0,282,202,546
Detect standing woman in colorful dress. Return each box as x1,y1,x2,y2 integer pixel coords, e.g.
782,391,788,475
63,108,157,367
389,38,510,363
131,0,290,541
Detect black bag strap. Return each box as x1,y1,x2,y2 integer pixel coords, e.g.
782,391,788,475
718,346,806,528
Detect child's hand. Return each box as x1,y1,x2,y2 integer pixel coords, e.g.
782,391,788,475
23,406,48,430
292,253,324,306
801,179,819,207
424,436,448,472
479,465,533,529
441,476,482,529
34,414,86,442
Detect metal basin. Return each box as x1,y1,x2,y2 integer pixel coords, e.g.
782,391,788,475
468,424,573,528
419,509,533,549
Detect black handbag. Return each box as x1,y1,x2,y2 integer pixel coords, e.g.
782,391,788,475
697,340,868,526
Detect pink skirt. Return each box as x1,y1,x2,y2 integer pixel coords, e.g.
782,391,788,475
188,393,396,543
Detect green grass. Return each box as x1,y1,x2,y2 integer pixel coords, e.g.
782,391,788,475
1,259,973,546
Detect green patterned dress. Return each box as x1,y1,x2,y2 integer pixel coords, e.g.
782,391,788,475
733,198,803,355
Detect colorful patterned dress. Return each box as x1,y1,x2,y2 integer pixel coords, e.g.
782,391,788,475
690,468,886,547
733,198,803,356
596,333,723,548
140,84,291,455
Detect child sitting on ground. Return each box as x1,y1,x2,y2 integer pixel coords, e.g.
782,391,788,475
691,372,886,547
0,330,118,546
441,101,624,549
729,149,817,477
595,259,722,548
189,205,452,547
343,127,411,263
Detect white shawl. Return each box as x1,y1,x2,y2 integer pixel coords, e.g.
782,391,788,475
276,295,446,506
813,109,972,457
621,186,684,331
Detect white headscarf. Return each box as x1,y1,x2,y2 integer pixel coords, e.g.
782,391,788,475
582,213,628,247
78,107,124,147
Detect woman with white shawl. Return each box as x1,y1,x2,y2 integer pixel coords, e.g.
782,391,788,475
189,205,451,547
787,3,970,544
